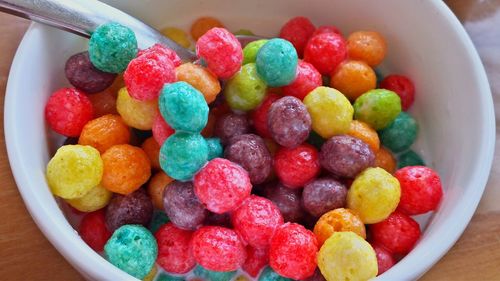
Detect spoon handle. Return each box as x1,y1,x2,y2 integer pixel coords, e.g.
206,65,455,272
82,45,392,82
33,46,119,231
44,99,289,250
0,0,197,61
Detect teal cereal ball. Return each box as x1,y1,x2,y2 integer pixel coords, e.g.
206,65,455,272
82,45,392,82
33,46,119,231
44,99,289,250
193,264,237,281
256,38,298,87
243,39,268,65
89,22,138,73
379,112,418,153
398,150,425,169
159,131,208,181
148,210,170,234
156,272,186,281
258,266,294,281
224,63,267,111
206,137,223,160
104,225,158,279
353,89,402,130
159,81,209,132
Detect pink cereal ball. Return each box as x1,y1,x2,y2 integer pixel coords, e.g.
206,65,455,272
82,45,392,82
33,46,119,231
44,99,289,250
304,32,347,75
138,43,182,67
152,114,175,145
279,16,316,56
312,25,342,37
282,60,322,100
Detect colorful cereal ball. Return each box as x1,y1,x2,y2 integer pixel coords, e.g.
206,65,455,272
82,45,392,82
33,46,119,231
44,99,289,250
196,27,243,79
191,226,247,271
105,189,153,231
269,223,318,280
193,265,237,281
88,22,138,73
141,137,161,170
194,158,252,213
155,223,196,274
47,145,103,199
78,114,130,154
147,171,173,210
243,247,269,277
279,16,316,56
137,43,182,67
162,27,191,49
45,88,93,137
176,62,221,104
353,89,401,130
304,33,347,75
375,147,397,174
259,267,294,281
330,60,376,100
243,39,268,65
159,81,209,132
395,166,443,215
206,137,223,160
318,232,378,281
256,38,298,87
371,211,421,254
379,112,418,153
262,182,304,223
87,89,118,118
372,243,396,275
303,87,353,138
149,210,170,234
347,167,401,223
347,120,380,152
282,60,322,100
224,63,267,111
313,208,366,246
65,51,116,94
380,74,416,111
232,195,284,248
190,17,225,41
66,184,111,212
79,210,112,252
347,31,387,67
251,93,281,138
214,113,251,145
159,132,208,181
152,114,174,146
302,178,347,217
398,150,425,169
116,87,158,130
101,144,151,194
268,96,311,148
163,180,207,230
313,25,342,37
104,225,157,279
274,144,320,188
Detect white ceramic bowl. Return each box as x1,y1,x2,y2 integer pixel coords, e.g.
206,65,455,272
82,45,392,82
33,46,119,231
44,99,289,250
4,0,495,280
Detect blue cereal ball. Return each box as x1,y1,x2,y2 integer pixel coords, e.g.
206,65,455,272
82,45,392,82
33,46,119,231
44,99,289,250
159,81,209,132
89,22,138,73
193,264,237,281
206,138,223,160
148,210,170,234
398,150,425,169
256,38,298,87
258,266,294,281
379,112,418,153
159,131,208,181
104,225,157,279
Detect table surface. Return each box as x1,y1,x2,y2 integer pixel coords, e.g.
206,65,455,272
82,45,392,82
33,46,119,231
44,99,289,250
1,1,499,280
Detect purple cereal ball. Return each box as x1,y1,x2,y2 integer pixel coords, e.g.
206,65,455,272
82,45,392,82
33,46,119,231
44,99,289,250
267,96,311,148
214,113,250,145
319,135,375,178
105,189,153,231
302,177,347,217
65,51,117,93
262,182,303,223
224,134,272,184
163,180,207,230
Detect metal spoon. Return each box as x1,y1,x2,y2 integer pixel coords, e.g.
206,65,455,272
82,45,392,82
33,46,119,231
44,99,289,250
0,0,260,62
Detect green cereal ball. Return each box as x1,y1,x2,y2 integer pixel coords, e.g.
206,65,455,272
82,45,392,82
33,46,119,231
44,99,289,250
206,137,223,160
379,112,418,153
89,22,138,73
258,267,294,281
243,39,268,65
354,89,402,130
224,63,267,111
193,264,237,281
104,225,157,279
148,210,170,234
256,38,298,87
398,150,425,169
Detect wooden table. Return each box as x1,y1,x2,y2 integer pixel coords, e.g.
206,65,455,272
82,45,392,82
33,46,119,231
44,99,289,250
0,1,499,280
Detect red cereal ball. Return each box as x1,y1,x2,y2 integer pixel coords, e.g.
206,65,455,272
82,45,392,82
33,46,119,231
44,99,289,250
190,226,247,271
251,93,281,138
152,114,175,146
395,166,443,215
196,27,243,79
279,16,316,56
45,88,93,137
194,158,252,213
380,74,416,111
304,32,347,75
243,246,269,277
312,25,342,37
372,243,396,275
155,223,196,274
232,195,284,248
138,43,182,67
282,60,322,100
371,211,421,255
274,144,320,188
79,209,112,252
269,223,318,280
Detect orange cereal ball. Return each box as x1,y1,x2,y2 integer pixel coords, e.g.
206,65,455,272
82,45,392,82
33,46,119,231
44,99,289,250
116,87,158,130
101,144,151,194
375,147,397,174
313,208,366,246
161,27,192,48
330,60,376,100
88,89,118,118
190,17,225,41
175,63,221,104
147,171,174,209
201,111,217,138
347,31,387,67
141,137,161,170
347,120,380,152
78,114,130,154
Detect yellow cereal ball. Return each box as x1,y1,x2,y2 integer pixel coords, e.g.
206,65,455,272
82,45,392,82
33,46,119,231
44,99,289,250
142,265,158,281
303,86,353,138
46,145,103,199
116,87,158,130
175,63,221,104
347,167,400,224
66,184,112,212
161,27,191,48
318,232,378,281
